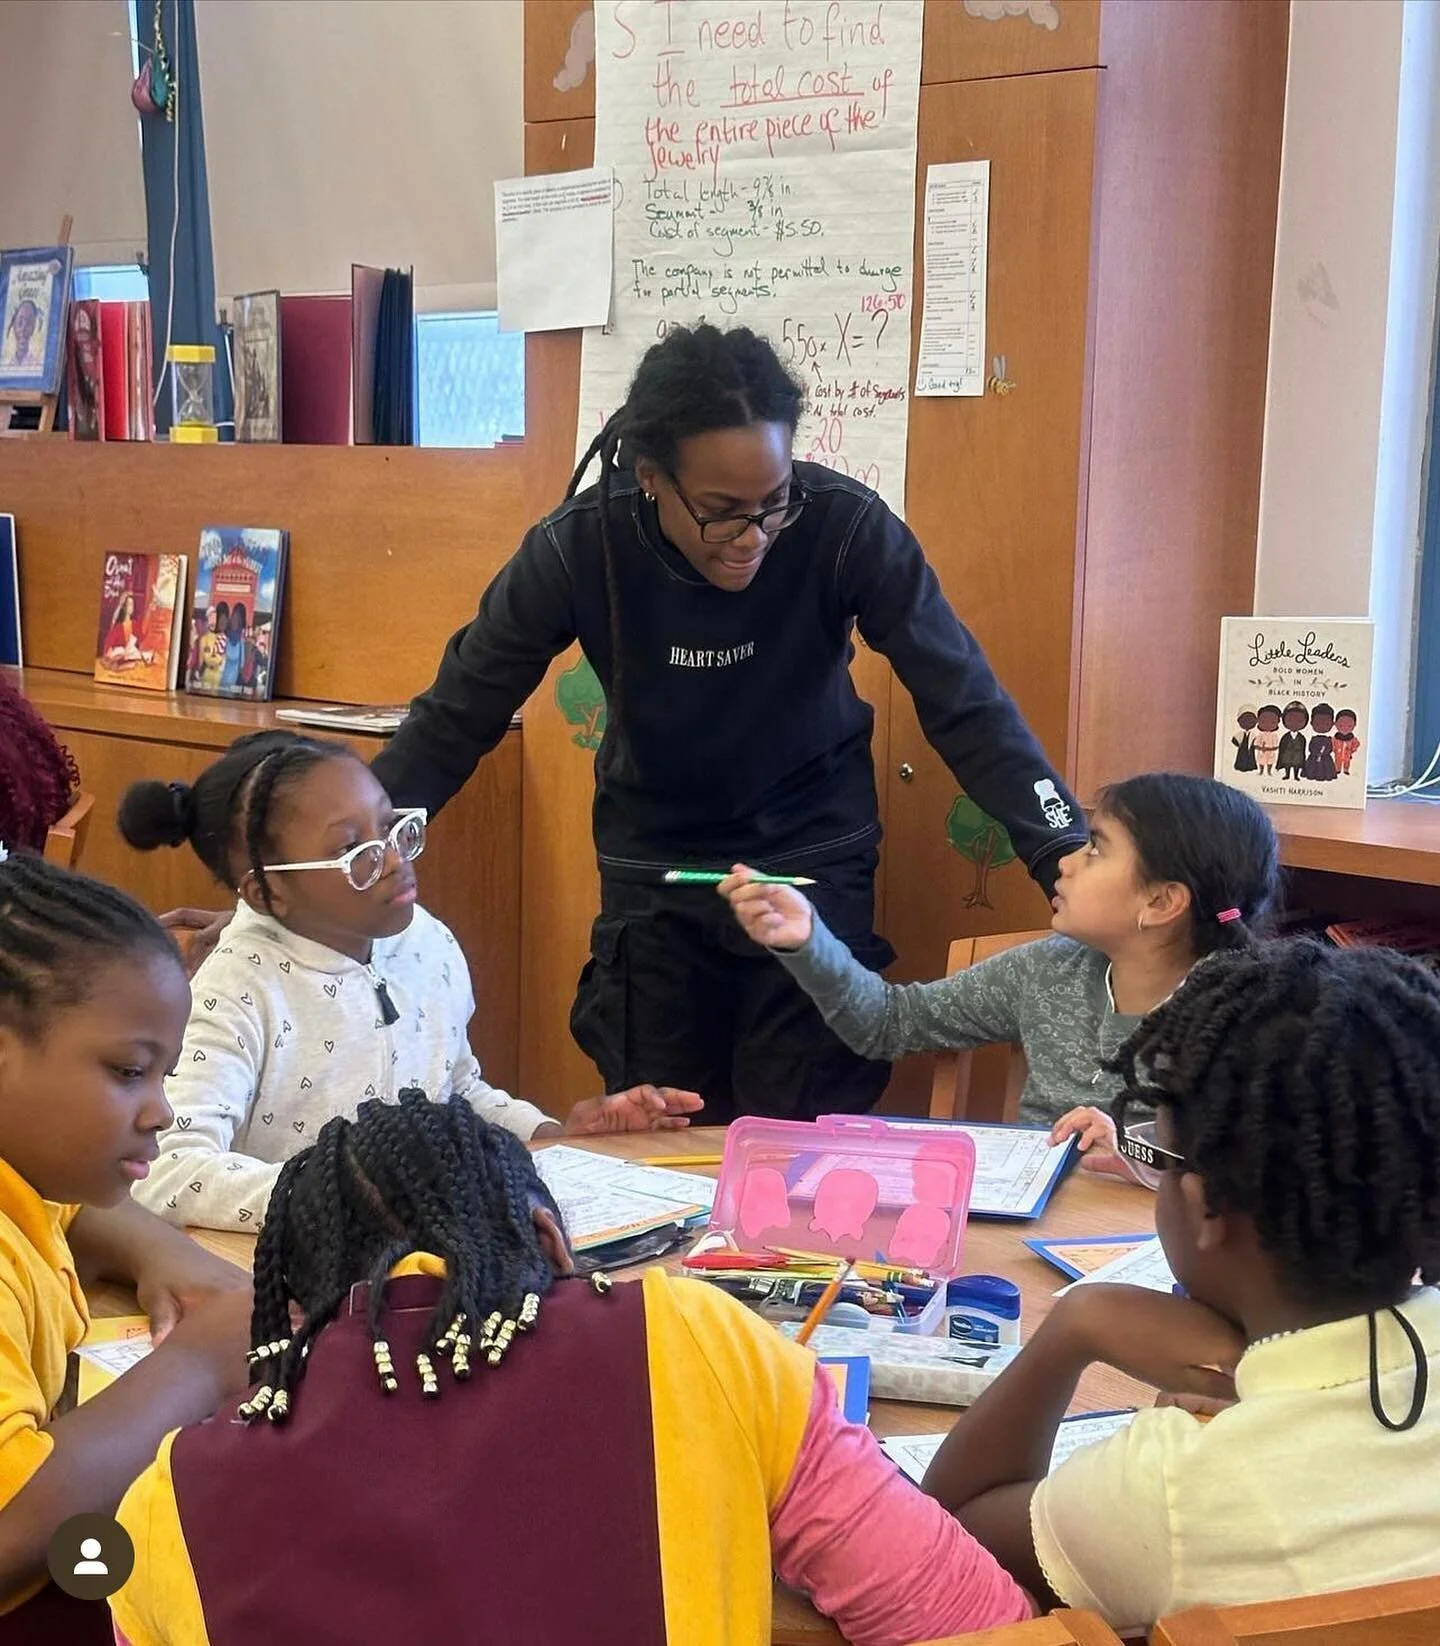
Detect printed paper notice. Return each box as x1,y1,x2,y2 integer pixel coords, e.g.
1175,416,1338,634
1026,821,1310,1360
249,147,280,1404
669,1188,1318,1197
579,1,924,515
495,167,616,333
534,1145,713,1251
915,161,990,397
883,1410,1137,1485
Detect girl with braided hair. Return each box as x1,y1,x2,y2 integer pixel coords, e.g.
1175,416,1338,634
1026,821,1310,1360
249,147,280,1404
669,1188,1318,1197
0,854,249,1633
922,939,1440,1632
373,322,1086,1123
114,1092,1033,1646
117,731,700,1234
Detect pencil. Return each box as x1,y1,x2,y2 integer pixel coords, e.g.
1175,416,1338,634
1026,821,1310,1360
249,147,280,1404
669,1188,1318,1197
626,1154,725,1168
795,1261,851,1347
663,870,816,887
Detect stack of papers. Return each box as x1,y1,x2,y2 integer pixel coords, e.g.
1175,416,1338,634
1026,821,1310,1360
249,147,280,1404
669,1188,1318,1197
882,1409,1137,1484
533,1146,714,1253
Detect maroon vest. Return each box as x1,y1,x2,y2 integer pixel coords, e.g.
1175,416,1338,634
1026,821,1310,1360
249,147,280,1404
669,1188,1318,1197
169,1275,667,1646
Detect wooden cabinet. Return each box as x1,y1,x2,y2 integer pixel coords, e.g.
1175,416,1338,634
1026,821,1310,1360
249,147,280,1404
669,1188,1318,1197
518,0,1287,1110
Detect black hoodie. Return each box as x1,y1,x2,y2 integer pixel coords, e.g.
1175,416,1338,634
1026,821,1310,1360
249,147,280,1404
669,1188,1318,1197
373,462,1087,892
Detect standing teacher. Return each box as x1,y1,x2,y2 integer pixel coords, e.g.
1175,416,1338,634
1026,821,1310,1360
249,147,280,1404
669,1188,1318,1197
373,325,1086,1124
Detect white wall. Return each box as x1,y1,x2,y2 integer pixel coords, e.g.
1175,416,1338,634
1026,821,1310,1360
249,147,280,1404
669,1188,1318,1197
0,0,146,264
195,0,523,311
1254,0,1440,783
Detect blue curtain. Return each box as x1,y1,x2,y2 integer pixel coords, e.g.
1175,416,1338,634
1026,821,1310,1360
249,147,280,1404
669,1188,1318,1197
138,0,231,436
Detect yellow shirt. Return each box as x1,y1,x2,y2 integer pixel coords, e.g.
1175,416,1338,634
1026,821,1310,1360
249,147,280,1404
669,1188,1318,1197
1031,1290,1440,1632
0,1156,88,1612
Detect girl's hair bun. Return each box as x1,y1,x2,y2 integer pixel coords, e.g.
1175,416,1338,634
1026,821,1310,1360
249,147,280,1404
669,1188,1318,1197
117,780,197,851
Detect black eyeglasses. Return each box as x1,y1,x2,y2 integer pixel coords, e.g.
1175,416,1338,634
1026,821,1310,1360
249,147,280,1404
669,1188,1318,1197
663,470,808,544
1116,1119,1189,1192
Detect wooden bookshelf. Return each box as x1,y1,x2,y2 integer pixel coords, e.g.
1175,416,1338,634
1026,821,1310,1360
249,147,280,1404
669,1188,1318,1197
17,667,525,1096
1269,798,1440,888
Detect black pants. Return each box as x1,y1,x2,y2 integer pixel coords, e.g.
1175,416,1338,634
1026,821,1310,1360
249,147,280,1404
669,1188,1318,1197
570,854,894,1125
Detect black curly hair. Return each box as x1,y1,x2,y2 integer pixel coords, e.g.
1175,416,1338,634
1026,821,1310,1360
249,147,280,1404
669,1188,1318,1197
116,729,356,913
240,1091,566,1423
0,676,80,853
565,323,805,721
1096,772,1279,957
1111,939,1440,1317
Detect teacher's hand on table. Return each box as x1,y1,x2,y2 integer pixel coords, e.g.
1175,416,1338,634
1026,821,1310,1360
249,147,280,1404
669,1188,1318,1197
562,1086,705,1134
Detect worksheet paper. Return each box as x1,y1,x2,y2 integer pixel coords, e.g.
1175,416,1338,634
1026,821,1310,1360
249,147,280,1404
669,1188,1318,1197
882,1409,1137,1485
495,167,616,333
533,1146,714,1251
914,160,990,396
76,1317,153,1403
879,1122,1075,1218
1058,1235,1177,1296
578,0,924,515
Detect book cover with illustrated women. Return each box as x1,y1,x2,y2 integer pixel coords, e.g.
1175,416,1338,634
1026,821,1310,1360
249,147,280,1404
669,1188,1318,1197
93,553,188,692
1214,617,1373,810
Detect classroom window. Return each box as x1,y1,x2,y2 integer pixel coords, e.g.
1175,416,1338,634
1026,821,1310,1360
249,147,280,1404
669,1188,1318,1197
72,264,150,304
1413,386,1440,793
414,311,525,450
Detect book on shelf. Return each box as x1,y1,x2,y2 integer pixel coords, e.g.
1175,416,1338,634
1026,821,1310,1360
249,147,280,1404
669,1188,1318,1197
275,704,410,735
0,244,73,397
0,515,19,666
1214,617,1374,810
93,553,187,692
1326,918,1440,971
232,289,281,443
66,300,104,440
97,301,154,442
185,529,289,702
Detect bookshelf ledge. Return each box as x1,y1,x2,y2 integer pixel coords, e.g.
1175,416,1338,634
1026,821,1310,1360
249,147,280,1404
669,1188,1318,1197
1266,797,1440,888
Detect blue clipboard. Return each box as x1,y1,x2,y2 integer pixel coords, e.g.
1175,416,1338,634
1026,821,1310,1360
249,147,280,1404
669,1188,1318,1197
1024,1232,1155,1280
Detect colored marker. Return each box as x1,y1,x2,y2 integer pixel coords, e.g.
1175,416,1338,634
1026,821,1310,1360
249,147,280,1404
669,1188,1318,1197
663,870,816,887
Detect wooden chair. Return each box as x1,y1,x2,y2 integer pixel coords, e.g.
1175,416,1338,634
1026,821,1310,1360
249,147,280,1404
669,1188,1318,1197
928,929,1051,1122
42,791,95,869
911,1610,1125,1645
1151,1577,1440,1646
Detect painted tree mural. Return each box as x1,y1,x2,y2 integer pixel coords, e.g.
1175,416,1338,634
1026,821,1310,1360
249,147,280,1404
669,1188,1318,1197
945,794,1016,909
555,656,607,750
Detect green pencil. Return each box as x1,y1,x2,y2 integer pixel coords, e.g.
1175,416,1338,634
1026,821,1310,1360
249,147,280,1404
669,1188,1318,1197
663,869,816,887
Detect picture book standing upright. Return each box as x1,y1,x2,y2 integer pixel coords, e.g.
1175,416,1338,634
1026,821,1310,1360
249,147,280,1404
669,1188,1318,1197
66,300,104,441
0,515,19,666
185,528,289,701
1215,617,1374,809
93,553,188,691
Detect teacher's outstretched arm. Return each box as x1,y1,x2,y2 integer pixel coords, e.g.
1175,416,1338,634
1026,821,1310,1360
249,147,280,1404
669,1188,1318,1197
845,503,1088,896
373,524,577,816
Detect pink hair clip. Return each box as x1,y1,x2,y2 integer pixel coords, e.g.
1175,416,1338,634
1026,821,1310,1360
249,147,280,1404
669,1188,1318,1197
1216,907,1242,924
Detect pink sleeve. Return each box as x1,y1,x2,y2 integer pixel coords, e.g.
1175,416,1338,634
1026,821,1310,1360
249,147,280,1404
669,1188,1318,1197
770,1369,1034,1646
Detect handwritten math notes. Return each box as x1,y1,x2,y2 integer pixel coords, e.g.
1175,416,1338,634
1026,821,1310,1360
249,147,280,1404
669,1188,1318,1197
495,168,616,333
915,161,991,397
579,0,924,515
882,1410,1138,1485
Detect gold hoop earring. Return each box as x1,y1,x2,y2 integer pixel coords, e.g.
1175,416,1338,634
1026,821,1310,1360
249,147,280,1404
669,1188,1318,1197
1136,913,1146,933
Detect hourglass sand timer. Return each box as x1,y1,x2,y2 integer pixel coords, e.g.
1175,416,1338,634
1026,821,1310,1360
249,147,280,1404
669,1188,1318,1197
167,344,217,442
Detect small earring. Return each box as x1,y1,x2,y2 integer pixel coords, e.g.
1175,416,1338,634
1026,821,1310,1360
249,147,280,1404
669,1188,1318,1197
1136,914,1146,933
591,1272,613,1296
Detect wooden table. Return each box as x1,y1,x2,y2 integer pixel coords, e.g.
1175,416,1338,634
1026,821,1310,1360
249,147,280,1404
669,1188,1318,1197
91,1128,1157,1644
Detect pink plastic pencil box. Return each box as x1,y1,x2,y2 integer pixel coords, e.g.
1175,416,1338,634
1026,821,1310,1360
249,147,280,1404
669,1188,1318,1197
709,1115,978,1336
